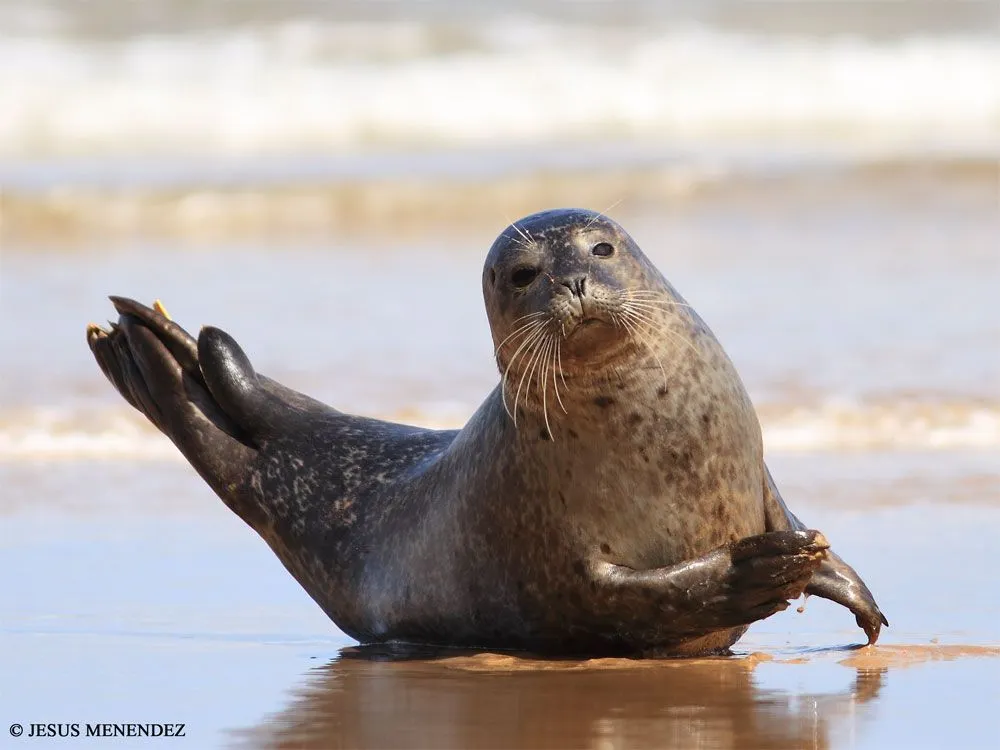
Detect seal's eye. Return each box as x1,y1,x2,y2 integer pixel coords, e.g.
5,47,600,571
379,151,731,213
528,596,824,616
489,268,497,286
592,242,615,258
510,267,540,288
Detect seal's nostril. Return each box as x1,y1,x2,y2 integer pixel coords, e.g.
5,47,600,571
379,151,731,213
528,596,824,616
560,276,587,297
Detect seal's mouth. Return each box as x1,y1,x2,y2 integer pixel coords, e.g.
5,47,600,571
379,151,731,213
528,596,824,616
565,316,611,339
565,317,604,338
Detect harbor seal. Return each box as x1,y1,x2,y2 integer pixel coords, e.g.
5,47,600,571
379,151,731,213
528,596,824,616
86,208,886,655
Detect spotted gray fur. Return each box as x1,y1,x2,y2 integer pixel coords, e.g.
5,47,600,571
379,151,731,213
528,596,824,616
86,208,887,655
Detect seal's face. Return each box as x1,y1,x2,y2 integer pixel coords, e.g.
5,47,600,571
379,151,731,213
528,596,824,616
483,208,681,425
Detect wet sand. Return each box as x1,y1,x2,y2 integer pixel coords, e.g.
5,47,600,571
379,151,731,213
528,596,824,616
238,644,1000,749
2,454,998,749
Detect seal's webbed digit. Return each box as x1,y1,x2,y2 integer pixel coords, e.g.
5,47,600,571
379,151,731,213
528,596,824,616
86,208,887,655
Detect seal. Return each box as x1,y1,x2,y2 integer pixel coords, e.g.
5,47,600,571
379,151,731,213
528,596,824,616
86,208,886,656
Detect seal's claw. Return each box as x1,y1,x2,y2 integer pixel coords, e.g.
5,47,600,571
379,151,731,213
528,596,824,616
108,296,199,373
861,616,878,645
85,294,255,506
857,604,889,645
731,529,829,562
728,530,829,603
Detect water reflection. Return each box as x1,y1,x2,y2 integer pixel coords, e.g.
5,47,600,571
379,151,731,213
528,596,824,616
237,646,882,749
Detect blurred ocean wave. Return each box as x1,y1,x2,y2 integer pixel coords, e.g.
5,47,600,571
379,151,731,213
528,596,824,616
3,152,995,240
0,151,729,239
3,397,999,461
3,2,996,240
2,22,996,158
2,1,995,459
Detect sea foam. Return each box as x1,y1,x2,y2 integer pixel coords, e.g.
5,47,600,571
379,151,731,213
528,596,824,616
2,399,998,462
2,22,997,157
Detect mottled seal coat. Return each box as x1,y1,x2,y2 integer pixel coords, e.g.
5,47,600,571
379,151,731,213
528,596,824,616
87,208,886,655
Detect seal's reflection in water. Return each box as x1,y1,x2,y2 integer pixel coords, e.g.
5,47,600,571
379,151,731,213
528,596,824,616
238,645,882,749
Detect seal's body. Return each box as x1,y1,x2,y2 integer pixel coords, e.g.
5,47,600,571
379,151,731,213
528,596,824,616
87,209,886,655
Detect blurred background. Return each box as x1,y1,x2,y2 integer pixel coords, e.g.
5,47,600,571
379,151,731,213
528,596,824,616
1,0,997,452
1,2,998,747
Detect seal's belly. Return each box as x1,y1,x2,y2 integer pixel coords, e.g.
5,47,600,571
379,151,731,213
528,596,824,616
577,463,765,570
558,424,766,570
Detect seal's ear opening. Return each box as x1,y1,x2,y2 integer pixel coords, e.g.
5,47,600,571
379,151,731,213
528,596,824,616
489,267,497,286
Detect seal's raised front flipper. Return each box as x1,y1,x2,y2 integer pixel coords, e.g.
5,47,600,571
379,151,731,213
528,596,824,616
87,297,261,524
589,530,829,652
196,325,339,439
763,465,888,644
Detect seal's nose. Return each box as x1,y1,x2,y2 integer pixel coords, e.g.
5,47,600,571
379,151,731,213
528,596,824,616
559,276,587,298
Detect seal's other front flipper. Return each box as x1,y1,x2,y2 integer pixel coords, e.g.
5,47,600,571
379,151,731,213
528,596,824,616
762,465,888,644
591,530,829,648
804,550,888,644
87,298,258,524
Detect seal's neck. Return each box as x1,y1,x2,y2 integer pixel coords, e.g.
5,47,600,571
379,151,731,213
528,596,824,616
497,356,670,441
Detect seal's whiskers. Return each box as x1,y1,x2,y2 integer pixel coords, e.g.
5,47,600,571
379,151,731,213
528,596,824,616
539,335,555,438
583,198,623,229
620,305,702,363
622,300,692,312
619,290,695,310
500,212,536,250
552,335,568,414
502,324,548,423
622,300,696,316
616,309,668,388
510,221,533,247
622,301,704,351
493,312,548,358
513,325,550,428
500,321,549,422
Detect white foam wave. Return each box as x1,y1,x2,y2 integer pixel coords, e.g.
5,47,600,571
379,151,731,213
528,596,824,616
1,400,998,462
761,401,1000,453
1,22,997,157
0,408,181,462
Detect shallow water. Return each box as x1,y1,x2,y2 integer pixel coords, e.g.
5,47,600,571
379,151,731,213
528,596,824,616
2,167,997,455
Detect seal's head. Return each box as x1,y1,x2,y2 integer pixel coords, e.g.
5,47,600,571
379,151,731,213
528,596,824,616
483,208,693,427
